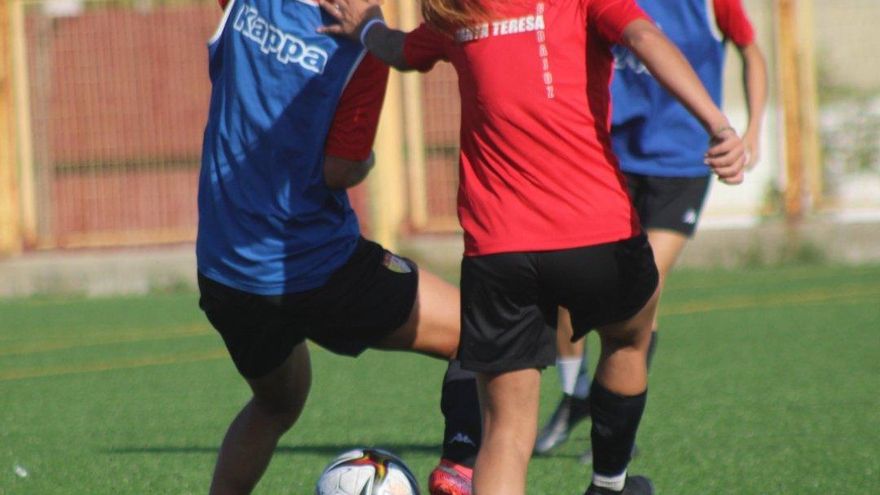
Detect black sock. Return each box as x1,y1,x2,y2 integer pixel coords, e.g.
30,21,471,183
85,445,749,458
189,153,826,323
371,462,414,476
589,380,647,477
646,331,658,370
440,360,481,468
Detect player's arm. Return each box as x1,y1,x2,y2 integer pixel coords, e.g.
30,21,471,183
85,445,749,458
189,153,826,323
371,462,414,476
737,42,767,168
317,0,412,71
324,153,376,189
620,19,745,184
324,54,389,189
715,0,768,168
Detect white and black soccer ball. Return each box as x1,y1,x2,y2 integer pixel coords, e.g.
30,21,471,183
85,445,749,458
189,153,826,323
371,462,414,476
315,448,420,495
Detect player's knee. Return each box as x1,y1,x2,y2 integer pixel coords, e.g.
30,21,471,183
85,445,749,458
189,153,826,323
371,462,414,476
434,331,459,361
378,314,459,360
252,392,308,432
431,338,459,361
251,374,310,430
599,319,651,351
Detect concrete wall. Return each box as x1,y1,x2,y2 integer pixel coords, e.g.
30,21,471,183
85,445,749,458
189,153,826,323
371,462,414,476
813,0,880,91
702,0,880,229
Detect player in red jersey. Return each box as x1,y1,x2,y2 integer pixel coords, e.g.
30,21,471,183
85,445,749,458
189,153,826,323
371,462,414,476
320,1,746,494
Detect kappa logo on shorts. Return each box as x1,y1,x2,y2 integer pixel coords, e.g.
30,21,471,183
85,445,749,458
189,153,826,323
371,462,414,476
382,252,412,274
683,208,698,225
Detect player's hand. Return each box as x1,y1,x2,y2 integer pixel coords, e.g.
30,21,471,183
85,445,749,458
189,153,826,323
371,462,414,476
317,0,384,41
742,128,761,170
705,126,746,185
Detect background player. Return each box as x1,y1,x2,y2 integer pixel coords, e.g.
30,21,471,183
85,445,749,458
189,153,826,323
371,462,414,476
198,1,479,494
535,0,768,462
319,0,747,494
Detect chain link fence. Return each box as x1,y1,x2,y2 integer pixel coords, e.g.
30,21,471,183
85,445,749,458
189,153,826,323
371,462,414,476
3,0,878,253
10,0,219,248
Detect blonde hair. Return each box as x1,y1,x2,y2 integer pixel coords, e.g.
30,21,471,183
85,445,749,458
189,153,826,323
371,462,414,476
420,0,491,32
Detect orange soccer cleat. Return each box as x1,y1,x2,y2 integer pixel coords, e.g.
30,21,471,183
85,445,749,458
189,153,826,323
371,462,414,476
428,459,473,495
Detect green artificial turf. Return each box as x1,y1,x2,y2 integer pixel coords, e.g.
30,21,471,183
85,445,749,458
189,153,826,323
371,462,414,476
1,263,878,494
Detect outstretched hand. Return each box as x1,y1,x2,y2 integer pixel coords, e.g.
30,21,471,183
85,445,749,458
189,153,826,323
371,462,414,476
705,127,746,185
317,0,384,41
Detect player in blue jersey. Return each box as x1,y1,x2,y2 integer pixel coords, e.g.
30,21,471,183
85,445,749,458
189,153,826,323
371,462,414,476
197,1,479,494
534,0,768,461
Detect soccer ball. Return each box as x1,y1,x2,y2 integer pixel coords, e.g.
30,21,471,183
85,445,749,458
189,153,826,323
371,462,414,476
315,448,420,495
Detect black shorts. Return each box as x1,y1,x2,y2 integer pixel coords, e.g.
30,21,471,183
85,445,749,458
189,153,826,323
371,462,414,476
459,234,659,374
625,172,711,237
198,238,418,379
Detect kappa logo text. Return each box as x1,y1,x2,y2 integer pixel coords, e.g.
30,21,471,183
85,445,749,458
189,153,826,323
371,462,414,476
233,4,328,73
448,432,477,447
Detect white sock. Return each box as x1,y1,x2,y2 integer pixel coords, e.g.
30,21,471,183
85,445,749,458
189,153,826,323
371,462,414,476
592,471,626,492
572,355,590,399
556,357,583,396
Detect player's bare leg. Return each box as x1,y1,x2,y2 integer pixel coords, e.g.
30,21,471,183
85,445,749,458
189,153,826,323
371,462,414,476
209,343,311,495
375,267,461,359
644,229,688,330
534,308,591,454
584,289,659,493
376,266,479,495
558,309,583,356
637,227,688,367
593,291,657,394
473,368,542,495
578,231,684,467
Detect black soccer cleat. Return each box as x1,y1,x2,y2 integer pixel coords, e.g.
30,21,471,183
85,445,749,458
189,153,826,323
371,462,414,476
584,475,655,495
534,394,591,454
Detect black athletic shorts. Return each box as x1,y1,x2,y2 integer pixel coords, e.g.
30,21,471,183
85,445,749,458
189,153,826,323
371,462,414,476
625,172,711,237
459,234,658,374
198,237,419,379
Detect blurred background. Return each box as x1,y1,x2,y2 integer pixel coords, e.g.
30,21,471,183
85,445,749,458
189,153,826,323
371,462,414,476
0,3,877,493
0,0,879,296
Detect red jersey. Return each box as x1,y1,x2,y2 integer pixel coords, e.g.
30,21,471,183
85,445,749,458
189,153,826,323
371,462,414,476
405,0,648,256
324,54,389,161
713,0,756,47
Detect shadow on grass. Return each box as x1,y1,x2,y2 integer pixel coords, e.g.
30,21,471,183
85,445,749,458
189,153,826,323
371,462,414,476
105,444,592,466
104,442,439,457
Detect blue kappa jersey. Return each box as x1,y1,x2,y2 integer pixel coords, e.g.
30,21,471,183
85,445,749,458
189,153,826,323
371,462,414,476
610,0,727,177
198,0,366,295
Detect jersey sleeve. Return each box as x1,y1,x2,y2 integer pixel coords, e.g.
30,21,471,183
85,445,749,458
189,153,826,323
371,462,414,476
324,54,390,161
403,23,450,72
713,0,756,47
588,0,651,44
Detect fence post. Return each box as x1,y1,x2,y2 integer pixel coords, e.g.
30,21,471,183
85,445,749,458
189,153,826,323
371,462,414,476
399,0,428,231
796,0,823,209
776,0,805,223
369,0,407,250
11,0,37,248
0,0,22,256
